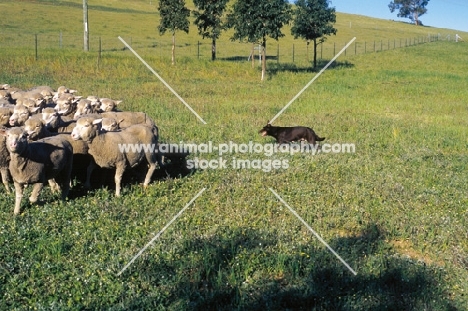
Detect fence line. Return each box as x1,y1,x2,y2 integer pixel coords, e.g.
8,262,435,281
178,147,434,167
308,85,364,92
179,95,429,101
0,31,456,65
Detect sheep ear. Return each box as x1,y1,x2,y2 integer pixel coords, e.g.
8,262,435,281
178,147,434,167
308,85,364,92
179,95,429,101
0,128,7,137
92,118,103,125
115,100,123,106
117,118,124,125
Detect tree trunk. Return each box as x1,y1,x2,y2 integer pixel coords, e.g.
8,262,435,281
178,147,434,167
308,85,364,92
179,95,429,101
212,38,216,61
261,38,266,81
313,38,318,69
172,32,175,65
251,43,255,68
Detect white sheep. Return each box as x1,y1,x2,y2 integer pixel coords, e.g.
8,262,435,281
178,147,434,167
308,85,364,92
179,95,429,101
99,98,122,112
73,98,102,119
0,107,12,127
42,107,76,132
1,127,74,215
54,93,82,116
0,135,12,193
9,103,37,127
70,117,159,196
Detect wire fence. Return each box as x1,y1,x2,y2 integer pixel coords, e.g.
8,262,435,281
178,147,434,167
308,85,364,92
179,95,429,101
0,31,460,65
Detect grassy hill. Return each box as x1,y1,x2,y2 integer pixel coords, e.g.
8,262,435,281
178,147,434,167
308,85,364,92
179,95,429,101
0,1,467,310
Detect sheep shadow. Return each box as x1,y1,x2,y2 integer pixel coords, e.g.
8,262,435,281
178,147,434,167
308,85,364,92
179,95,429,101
115,224,455,310
67,153,193,199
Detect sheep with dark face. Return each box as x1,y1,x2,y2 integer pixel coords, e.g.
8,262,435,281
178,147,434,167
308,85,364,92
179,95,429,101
71,117,159,196
1,127,73,215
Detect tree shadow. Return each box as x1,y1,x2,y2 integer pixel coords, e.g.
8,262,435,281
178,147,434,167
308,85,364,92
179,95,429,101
215,57,354,76
116,224,456,310
268,59,355,76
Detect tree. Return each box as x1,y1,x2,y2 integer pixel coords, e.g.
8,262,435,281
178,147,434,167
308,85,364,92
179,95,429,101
388,0,430,25
158,0,190,65
193,0,229,61
291,0,337,69
227,0,292,81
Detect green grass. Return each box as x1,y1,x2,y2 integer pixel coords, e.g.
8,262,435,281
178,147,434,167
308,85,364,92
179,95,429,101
1,1,468,310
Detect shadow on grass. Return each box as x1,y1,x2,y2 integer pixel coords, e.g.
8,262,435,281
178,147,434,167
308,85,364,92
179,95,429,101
216,57,354,76
67,150,193,200
118,225,455,310
268,59,355,77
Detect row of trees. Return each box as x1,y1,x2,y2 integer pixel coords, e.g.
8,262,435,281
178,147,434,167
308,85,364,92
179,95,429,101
158,0,337,80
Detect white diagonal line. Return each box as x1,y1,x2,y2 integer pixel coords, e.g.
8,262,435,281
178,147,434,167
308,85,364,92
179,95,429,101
269,188,357,275
117,187,206,276
269,37,356,124
118,36,207,125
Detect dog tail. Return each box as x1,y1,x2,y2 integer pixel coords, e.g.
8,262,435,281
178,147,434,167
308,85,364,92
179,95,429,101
315,135,325,141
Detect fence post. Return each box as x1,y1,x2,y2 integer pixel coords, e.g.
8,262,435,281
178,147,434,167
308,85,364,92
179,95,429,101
35,34,38,61
292,44,294,63
98,36,101,68
277,44,279,64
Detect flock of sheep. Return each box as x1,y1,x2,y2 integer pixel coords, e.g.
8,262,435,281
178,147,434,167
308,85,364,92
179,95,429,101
0,84,165,215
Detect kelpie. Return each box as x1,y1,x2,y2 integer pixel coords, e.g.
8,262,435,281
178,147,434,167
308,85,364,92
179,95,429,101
259,123,325,144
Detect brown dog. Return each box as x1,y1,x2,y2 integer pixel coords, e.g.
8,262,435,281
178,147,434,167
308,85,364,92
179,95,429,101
259,123,325,144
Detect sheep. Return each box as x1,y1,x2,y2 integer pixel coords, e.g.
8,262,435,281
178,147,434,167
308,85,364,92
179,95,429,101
9,103,36,127
100,117,121,132
99,98,122,112
0,134,12,193
24,115,53,141
100,111,157,131
52,86,77,102
70,117,159,196
41,107,76,132
16,97,44,114
0,107,12,127
1,127,73,215
24,115,92,187
0,89,14,104
73,99,98,119
54,93,82,116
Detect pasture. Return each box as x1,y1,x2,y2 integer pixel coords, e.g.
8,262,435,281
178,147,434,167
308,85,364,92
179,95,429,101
0,0,467,310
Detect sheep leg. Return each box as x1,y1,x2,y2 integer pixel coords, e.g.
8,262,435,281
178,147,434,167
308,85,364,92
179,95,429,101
13,182,24,215
48,179,61,193
84,161,97,189
114,164,126,197
1,168,11,194
144,163,157,188
29,182,43,205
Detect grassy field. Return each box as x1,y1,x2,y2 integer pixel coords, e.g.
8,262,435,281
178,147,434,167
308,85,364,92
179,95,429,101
1,1,468,310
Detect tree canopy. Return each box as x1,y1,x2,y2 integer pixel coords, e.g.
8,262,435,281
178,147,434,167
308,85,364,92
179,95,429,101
193,0,229,61
226,0,292,80
388,0,430,25
291,0,337,68
158,0,190,64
